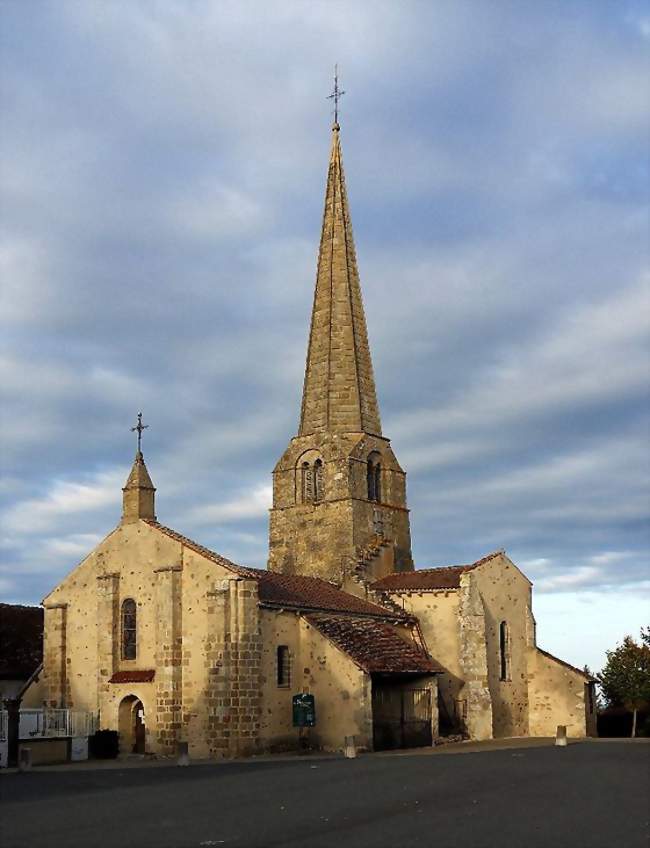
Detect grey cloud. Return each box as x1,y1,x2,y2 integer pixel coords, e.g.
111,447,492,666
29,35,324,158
1,1,648,638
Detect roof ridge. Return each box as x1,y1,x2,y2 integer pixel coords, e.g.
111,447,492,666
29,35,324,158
537,647,595,680
261,599,405,619
143,519,254,575
415,551,504,572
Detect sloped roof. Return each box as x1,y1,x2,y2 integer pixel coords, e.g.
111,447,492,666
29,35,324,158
144,520,248,574
109,670,155,683
0,603,44,680
305,613,440,674
253,571,405,617
299,123,382,437
537,647,595,681
147,520,404,619
371,552,503,592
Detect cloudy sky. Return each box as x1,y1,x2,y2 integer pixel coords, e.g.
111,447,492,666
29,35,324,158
1,1,648,672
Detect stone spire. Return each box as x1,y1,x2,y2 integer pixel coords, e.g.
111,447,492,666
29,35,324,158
298,123,382,436
122,451,156,523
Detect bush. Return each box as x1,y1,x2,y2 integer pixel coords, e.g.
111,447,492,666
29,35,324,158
597,707,649,738
89,729,119,759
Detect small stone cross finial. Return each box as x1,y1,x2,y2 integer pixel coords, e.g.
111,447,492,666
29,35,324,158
327,64,345,125
131,412,149,454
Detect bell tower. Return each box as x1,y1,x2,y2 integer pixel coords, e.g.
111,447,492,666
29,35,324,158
268,116,413,586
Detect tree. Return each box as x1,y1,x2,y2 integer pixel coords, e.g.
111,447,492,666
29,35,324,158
598,630,650,737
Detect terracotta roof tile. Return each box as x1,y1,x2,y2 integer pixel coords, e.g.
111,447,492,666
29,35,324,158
0,603,43,679
253,571,403,617
146,520,404,619
109,670,155,683
306,613,441,674
371,552,503,592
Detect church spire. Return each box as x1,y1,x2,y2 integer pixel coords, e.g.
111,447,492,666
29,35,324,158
122,414,156,522
299,120,382,436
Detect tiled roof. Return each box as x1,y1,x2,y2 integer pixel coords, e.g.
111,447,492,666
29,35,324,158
537,648,595,681
109,670,155,683
0,603,43,680
253,571,405,617
146,520,404,619
306,613,441,674
371,552,503,592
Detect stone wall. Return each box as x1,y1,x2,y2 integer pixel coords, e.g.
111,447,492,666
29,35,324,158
457,574,493,740
42,604,68,708
528,649,594,737
383,590,464,733
40,520,267,759
154,564,183,754
258,610,373,752
469,555,532,738
269,431,413,582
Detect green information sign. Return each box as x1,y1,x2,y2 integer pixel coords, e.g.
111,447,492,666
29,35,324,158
292,693,316,727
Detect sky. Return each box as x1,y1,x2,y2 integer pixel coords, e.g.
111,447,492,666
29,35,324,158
1,0,648,674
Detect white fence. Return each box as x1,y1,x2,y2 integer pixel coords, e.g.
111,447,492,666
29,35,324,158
0,709,97,767
19,709,97,739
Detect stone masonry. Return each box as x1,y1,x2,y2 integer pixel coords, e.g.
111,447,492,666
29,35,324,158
268,123,413,583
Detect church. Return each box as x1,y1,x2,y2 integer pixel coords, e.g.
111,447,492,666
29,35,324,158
37,117,596,758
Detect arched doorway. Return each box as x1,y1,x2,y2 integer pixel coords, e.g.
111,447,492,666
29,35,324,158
118,695,146,755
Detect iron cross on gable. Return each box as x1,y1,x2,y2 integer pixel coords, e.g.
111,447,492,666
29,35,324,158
131,412,149,454
327,64,345,125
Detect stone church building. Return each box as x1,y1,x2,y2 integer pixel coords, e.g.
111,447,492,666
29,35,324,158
38,121,596,757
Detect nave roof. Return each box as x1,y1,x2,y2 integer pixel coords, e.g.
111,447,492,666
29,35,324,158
370,551,504,592
146,520,406,620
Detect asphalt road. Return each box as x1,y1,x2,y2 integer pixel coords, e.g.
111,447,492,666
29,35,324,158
0,742,647,848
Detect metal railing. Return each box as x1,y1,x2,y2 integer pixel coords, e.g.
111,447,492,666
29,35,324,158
19,709,97,739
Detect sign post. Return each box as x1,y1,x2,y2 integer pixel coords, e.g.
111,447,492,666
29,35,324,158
292,693,316,750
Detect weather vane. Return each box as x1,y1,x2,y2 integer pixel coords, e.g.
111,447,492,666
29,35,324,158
327,64,345,125
131,412,148,454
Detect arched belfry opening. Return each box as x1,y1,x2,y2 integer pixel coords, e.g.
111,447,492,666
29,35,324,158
296,450,324,504
268,120,413,582
367,452,382,503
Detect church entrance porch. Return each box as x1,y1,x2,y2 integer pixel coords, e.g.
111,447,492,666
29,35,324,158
118,696,146,755
372,678,434,751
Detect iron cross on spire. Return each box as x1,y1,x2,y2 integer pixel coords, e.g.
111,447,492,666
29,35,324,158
131,412,149,454
327,64,345,125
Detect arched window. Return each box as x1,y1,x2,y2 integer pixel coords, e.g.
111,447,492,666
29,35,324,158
121,599,137,661
277,645,291,687
499,621,510,681
298,452,323,504
367,453,382,502
314,459,323,502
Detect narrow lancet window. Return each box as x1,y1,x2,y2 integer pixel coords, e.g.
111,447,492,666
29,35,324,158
277,645,290,687
314,459,324,502
302,462,313,503
122,599,137,661
499,620,510,681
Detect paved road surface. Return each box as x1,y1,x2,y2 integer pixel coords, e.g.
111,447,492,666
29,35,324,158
1,742,647,847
